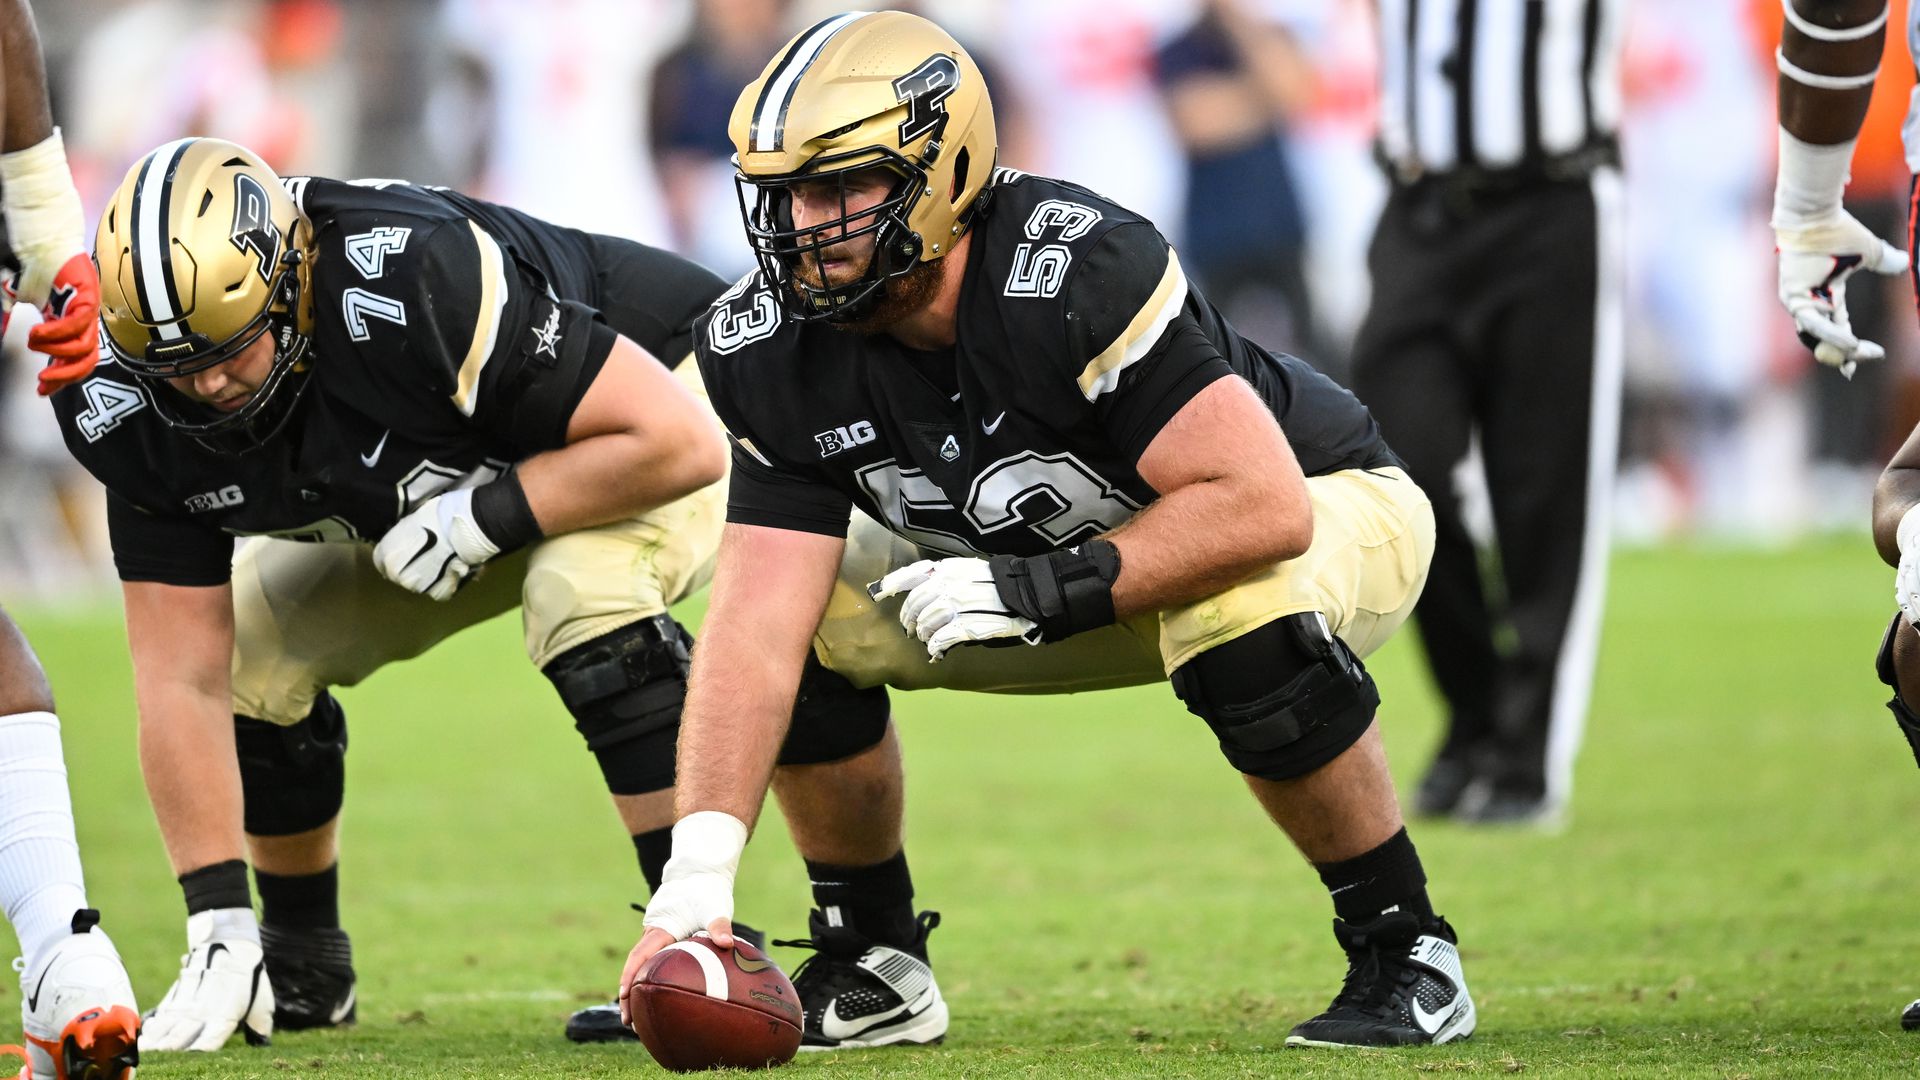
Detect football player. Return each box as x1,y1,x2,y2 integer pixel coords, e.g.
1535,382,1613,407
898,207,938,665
57,138,900,1053
1776,0,1920,1030
0,0,142,1076
619,10,1475,1050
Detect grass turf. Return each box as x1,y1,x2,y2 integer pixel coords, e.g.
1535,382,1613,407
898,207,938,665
9,536,1920,1077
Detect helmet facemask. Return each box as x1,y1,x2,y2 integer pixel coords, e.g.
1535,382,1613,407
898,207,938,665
108,244,315,456
736,147,930,324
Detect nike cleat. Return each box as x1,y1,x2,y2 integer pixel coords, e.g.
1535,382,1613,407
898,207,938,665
777,909,945,1051
564,922,766,1043
1286,911,1475,1048
259,924,355,1030
12,910,139,1079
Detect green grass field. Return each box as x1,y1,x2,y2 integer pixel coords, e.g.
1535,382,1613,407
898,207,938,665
11,537,1920,1077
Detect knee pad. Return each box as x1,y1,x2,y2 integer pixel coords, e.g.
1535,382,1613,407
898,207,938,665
543,614,689,796
1170,612,1379,781
237,692,348,837
1876,614,1920,770
777,653,890,766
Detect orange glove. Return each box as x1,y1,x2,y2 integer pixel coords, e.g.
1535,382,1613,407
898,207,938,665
22,253,101,395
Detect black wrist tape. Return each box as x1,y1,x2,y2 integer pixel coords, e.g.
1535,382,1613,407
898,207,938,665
470,469,544,555
179,858,252,916
988,538,1123,643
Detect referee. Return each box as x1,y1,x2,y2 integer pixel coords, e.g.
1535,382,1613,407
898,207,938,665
1351,0,1626,825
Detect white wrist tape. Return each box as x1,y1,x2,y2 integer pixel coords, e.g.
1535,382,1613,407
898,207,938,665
0,129,83,254
1897,502,1920,559
1782,0,1889,42
1773,128,1857,228
661,810,749,886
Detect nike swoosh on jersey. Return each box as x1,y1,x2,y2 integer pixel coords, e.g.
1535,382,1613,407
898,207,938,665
981,411,1006,435
360,431,390,467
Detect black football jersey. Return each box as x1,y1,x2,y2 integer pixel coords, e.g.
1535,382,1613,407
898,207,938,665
55,177,727,586
695,168,1398,559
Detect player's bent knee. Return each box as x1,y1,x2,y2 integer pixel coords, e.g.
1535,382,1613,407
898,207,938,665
237,692,348,837
1875,614,1920,770
543,614,690,796
1170,612,1380,781
778,654,890,766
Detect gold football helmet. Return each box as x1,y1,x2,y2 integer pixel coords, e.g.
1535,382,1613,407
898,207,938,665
96,138,314,452
729,10,997,321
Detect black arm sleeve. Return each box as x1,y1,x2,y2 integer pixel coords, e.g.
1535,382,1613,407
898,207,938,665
105,491,233,586
1061,223,1232,462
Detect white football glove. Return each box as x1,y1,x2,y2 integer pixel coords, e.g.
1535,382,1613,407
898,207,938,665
1896,504,1920,628
639,812,748,942
371,488,501,600
1775,213,1908,378
142,910,275,1052
868,557,1041,661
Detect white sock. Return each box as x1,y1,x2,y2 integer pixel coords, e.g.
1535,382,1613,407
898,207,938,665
0,711,88,972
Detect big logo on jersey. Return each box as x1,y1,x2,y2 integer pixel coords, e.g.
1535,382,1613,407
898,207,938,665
856,450,1140,557
893,54,960,147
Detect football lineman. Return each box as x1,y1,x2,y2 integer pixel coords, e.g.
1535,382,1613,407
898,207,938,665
620,11,1475,1050
56,138,895,1052
0,1,140,1077
1775,0,1920,1030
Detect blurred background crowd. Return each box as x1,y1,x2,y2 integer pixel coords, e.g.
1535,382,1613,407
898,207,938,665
1,0,1913,596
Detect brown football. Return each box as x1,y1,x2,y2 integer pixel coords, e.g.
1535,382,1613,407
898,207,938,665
627,932,803,1072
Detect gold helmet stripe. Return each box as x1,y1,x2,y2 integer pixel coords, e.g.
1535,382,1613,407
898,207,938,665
1077,249,1189,402
450,220,509,418
749,10,872,154
129,137,197,340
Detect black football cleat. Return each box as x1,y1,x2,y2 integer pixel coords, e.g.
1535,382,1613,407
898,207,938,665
564,922,766,1043
260,923,356,1030
1286,911,1475,1048
1902,998,1920,1031
777,909,946,1051
1411,754,1477,818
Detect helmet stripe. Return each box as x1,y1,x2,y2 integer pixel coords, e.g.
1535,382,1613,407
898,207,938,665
750,11,870,154
130,138,196,340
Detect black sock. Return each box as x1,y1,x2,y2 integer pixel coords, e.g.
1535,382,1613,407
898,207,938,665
804,850,918,949
634,828,673,896
1315,828,1435,926
180,859,252,916
255,864,340,930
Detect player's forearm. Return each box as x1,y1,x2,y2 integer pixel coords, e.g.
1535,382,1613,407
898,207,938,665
672,642,799,830
0,0,52,153
1777,0,1886,145
1106,470,1310,619
134,681,248,876
671,524,837,827
517,425,725,536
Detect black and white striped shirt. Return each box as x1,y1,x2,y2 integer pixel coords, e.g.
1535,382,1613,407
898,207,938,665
1375,0,1626,178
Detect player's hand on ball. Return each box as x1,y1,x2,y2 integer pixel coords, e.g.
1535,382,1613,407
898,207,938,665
372,488,501,600
1775,212,1908,377
622,812,749,1027
869,556,1041,661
